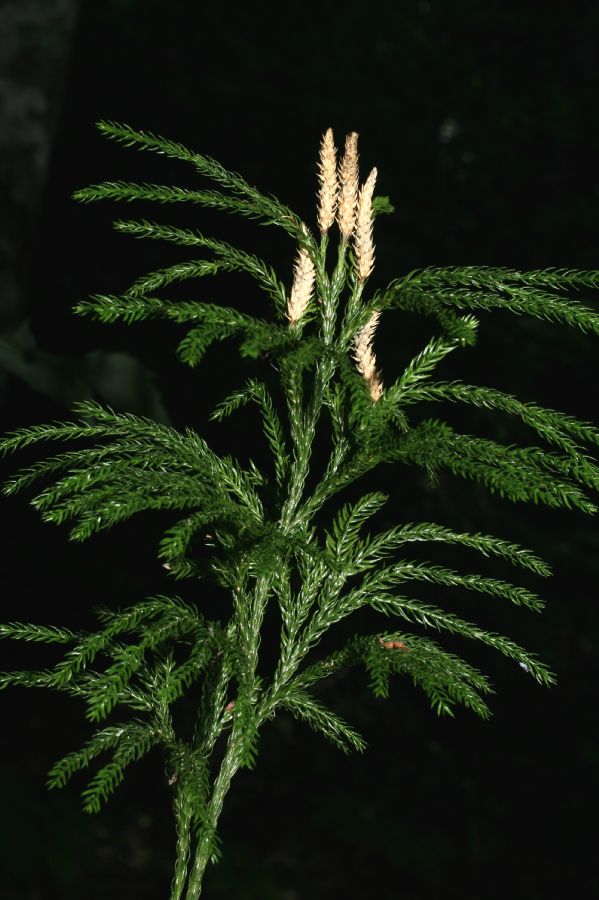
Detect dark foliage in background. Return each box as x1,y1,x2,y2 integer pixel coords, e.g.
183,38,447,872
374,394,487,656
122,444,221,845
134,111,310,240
1,1,598,898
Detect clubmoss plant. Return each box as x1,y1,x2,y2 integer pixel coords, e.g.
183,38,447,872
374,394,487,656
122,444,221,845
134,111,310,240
2,121,599,897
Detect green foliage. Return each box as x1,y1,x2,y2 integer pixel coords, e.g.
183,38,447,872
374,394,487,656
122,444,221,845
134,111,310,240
49,719,162,813
1,120,598,898
279,688,367,754
111,219,287,313
382,269,599,334
92,120,304,238
210,379,290,490
0,622,78,643
1,595,223,823
324,491,389,564
355,520,552,578
1,399,264,547
363,633,493,717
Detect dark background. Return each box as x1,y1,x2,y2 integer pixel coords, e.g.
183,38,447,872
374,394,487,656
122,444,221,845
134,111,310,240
1,1,598,898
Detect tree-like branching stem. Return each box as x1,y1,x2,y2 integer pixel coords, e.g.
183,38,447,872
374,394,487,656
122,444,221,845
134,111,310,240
1,121,584,899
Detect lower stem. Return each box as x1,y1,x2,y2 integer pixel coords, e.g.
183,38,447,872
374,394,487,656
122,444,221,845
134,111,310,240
171,793,193,900
183,722,243,899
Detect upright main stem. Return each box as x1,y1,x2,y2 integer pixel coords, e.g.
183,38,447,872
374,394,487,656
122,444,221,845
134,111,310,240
183,571,273,898
171,793,193,900
183,723,243,899
180,239,355,897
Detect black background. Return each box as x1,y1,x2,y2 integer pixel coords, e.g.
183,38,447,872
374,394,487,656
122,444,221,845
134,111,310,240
1,1,598,898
